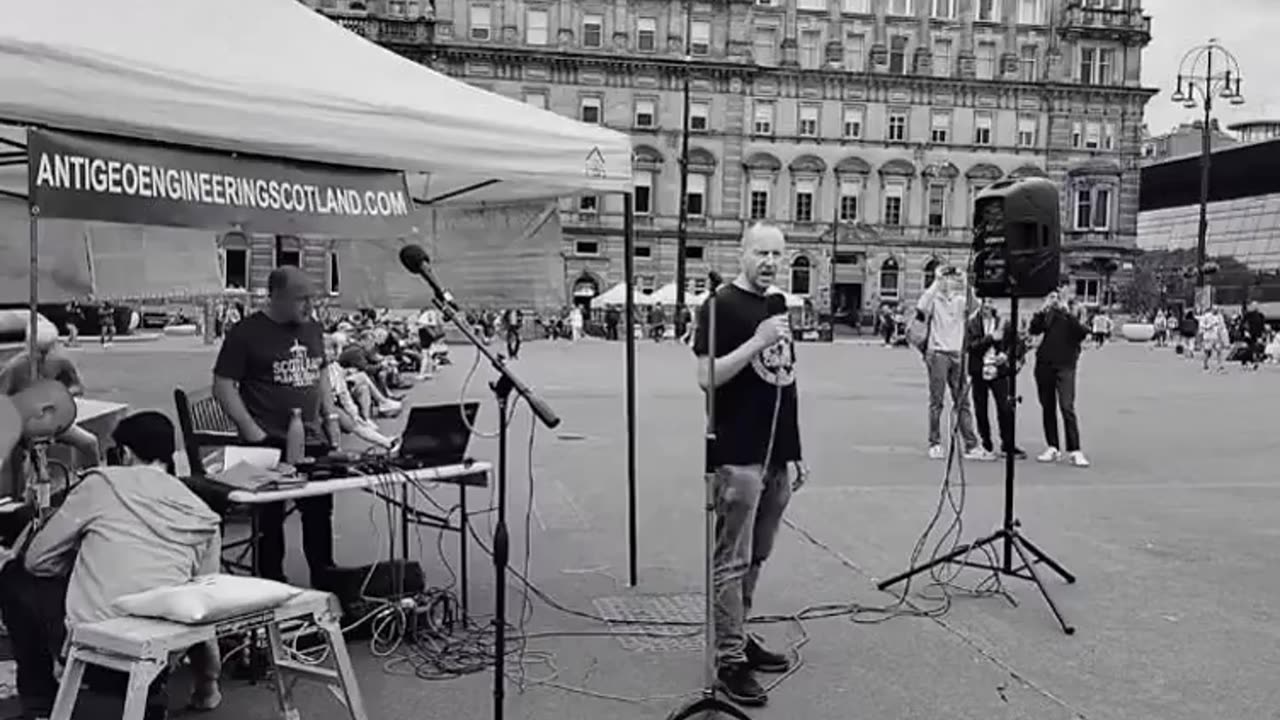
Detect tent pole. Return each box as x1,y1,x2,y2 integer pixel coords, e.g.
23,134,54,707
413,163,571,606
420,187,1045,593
28,205,39,379
623,192,638,587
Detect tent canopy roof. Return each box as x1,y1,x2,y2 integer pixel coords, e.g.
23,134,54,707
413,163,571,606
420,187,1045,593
0,0,632,205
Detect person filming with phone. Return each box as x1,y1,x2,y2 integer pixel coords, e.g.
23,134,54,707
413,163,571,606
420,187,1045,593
1028,286,1091,468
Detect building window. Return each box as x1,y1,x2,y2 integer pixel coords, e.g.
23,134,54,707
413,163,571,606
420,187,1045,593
887,109,908,142
685,245,705,260
798,0,824,10
880,257,901,300
224,247,248,289
749,178,771,220
1084,121,1101,149
883,184,904,226
634,99,655,128
845,32,865,71
798,105,820,137
794,179,816,223
976,0,996,21
1020,45,1038,81
923,257,940,289
1017,115,1038,147
276,249,301,268
753,101,775,135
582,14,603,48
575,240,600,255
931,0,955,19
934,38,952,77
839,179,860,221
634,170,653,215
976,41,997,79
637,17,657,51
580,96,602,124
1074,278,1102,305
637,274,656,292
1104,123,1116,150
888,0,913,16
842,105,864,138
690,20,711,55
634,245,653,258
1074,186,1112,231
974,111,993,145
889,36,908,74
526,8,548,45
579,195,598,214
687,173,707,217
969,182,991,223
1018,0,1043,24
1071,121,1083,148
754,26,777,65
1079,47,1115,85
469,3,491,40
843,0,869,11
790,256,812,295
690,101,709,131
800,30,823,69
926,184,947,229
326,250,340,294
930,110,951,144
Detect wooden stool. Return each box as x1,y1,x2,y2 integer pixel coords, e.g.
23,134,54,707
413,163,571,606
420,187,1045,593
48,590,368,720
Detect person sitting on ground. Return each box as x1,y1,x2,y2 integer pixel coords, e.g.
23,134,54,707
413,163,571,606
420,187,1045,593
333,333,402,418
339,330,402,395
0,335,100,467
324,334,397,450
0,411,222,720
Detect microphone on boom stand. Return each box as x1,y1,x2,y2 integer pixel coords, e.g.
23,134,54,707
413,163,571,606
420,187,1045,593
396,243,558,720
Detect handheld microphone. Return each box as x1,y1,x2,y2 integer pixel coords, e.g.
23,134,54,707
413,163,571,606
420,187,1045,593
398,244,460,312
708,271,724,289
765,292,787,317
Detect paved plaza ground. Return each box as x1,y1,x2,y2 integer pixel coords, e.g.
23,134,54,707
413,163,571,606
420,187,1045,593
5,334,1280,720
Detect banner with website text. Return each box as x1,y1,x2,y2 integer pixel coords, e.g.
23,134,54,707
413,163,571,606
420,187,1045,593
27,128,418,237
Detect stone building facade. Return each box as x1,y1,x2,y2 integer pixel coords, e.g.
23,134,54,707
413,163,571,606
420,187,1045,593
302,0,1154,314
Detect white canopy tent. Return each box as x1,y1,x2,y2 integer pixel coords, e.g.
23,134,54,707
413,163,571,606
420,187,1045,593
689,287,806,308
591,282,645,309
0,0,631,204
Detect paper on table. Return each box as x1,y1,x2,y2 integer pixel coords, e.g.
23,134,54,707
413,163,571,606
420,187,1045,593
222,446,281,471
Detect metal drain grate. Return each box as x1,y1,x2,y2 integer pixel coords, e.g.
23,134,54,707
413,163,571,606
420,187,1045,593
592,594,705,653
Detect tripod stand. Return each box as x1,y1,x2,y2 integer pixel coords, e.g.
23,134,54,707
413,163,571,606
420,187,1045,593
876,294,1077,635
666,273,752,720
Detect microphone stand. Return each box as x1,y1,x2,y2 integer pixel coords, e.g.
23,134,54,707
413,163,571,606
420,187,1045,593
425,292,560,720
666,273,752,720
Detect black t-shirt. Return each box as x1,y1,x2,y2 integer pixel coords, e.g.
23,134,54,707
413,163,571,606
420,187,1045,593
692,284,800,468
213,312,327,444
1243,310,1266,340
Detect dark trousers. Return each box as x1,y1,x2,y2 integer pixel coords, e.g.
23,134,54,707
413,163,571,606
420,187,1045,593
505,328,521,358
1033,364,1081,453
253,440,335,587
971,374,1014,453
0,563,169,720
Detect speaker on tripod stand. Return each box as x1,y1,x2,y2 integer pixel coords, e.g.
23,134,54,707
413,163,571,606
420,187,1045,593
878,176,1078,634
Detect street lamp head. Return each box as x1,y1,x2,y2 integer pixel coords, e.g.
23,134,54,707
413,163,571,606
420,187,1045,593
1230,94,1246,106
1183,99,1199,110
1170,88,1186,103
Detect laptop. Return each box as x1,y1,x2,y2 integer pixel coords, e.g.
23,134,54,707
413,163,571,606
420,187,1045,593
396,402,480,468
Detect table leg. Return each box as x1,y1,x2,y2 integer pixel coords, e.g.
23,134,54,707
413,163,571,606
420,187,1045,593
398,482,410,599
459,483,468,620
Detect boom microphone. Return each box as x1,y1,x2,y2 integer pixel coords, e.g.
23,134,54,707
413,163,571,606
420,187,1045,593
398,244,460,311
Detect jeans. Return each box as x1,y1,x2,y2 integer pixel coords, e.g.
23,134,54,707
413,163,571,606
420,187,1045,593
713,464,791,666
1033,364,1081,452
253,440,336,587
925,351,978,449
971,375,1013,453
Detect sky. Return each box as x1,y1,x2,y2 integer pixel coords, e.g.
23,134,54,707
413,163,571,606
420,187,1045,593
1140,0,1280,133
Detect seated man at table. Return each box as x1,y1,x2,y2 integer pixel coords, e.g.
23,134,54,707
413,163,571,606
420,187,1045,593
0,411,222,720
212,266,341,588
0,335,100,466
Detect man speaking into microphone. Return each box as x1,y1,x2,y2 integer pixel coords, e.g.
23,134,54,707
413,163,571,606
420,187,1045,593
692,222,806,707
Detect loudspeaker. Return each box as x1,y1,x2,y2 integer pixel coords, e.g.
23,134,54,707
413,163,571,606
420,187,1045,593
971,177,1061,298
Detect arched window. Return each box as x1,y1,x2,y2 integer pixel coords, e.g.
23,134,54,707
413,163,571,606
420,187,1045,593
923,257,940,289
880,257,900,300
790,256,812,295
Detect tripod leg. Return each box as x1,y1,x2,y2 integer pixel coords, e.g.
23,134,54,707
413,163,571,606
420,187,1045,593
876,530,1005,591
1008,536,1075,635
1013,533,1076,584
666,695,754,720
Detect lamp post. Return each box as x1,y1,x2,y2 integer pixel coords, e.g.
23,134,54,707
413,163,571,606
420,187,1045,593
1170,39,1244,308
673,0,694,337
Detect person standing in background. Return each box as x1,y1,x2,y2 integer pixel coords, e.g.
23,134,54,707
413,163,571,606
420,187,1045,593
915,266,986,461
1028,288,1090,468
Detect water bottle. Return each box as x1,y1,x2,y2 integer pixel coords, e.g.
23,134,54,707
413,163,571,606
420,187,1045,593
286,408,305,465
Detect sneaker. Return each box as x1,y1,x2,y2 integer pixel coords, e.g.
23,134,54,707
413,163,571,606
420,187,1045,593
964,447,997,462
378,399,403,417
1036,447,1061,463
928,445,945,460
1067,451,1090,468
745,635,791,673
716,663,767,707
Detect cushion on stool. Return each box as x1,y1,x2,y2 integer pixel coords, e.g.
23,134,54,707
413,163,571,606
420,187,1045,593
113,574,303,625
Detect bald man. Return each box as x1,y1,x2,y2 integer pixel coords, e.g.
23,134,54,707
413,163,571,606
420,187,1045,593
691,222,806,707
0,336,99,466
213,266,340,588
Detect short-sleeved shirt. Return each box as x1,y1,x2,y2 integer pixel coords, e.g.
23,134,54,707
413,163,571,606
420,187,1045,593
692,284,800,468
213,312,326,444
0,349,82,396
